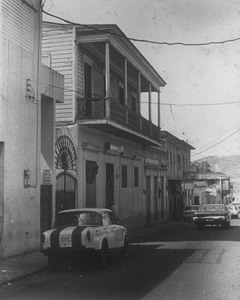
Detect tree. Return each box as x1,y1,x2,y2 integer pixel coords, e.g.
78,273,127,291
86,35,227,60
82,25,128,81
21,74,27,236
191,161,212,173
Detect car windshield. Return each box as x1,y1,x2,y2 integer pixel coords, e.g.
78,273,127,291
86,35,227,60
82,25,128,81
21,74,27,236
54,211,101,228
198,205,225,212
185,206,199,210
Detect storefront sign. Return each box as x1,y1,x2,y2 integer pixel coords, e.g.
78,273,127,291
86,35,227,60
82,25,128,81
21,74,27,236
105,143,124,153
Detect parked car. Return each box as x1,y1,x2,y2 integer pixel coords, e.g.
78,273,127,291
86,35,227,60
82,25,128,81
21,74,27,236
226,205,239,219
183,205,200,222
193,204,231,229
41,208,128,269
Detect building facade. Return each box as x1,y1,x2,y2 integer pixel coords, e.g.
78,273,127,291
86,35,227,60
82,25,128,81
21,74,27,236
160,131,195,221
42,22,168,230
0,0,64,258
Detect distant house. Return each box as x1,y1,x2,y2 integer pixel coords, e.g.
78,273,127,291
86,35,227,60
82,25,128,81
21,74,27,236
160,131,195,221
0,0,64,258
42,21,168,229
194,172,230,205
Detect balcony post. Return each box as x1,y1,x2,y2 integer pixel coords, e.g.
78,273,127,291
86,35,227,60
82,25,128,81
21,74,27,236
124,58,128,124
138,71,141,114
148,83,152,122
148,83,152,136
105,42,110,98
124,58,128,106
158,91,160,129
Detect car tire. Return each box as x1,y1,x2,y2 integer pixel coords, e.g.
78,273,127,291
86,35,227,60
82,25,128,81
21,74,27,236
196,223,203,230
98,240,108,268
120,236,128,258
48,255,59,270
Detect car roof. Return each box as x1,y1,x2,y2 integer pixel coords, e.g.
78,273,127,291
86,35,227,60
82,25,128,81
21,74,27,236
57,208,112,214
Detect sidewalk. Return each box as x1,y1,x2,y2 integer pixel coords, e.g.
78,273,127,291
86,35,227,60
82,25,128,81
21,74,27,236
0,221,183,287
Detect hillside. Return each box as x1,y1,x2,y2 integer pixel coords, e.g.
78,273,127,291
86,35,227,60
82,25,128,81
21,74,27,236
193,155,240,176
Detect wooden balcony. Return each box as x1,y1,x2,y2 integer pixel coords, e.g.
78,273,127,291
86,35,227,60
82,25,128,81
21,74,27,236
76,97,161,146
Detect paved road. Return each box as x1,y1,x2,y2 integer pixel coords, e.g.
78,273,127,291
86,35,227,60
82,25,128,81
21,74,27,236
1,220,240,300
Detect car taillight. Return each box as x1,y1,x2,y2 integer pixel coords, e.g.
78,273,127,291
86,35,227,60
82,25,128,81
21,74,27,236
41,233,46,244
87,230,91,241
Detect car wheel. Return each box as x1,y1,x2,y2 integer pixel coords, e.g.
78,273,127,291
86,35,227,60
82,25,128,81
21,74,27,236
48,255,59,270
98,240,108,268
223,220,230,229
196,223,203,229
236,214,238,219
120,236,128,258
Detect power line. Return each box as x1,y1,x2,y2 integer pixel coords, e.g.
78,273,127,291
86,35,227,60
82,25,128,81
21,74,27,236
41,6,240,47
32,79,240,107
160,101,240,107
192,129,240,157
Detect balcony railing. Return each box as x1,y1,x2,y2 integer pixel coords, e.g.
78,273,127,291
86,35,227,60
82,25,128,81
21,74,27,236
77,97,160,143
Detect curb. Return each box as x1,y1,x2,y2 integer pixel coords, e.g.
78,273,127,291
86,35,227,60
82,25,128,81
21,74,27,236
0,267,48,287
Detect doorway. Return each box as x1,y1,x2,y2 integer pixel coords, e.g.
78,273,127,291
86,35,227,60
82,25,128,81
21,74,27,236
56,172,76,214
146,175,151,223
106,163,114,209
85,160,98,207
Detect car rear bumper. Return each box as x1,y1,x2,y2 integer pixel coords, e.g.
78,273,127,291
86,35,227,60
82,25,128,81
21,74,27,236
194,216,228,225
41,247,96,257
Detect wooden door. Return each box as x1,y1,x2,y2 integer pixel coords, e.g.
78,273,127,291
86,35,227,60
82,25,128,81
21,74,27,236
146,176,151,223
106,163,114,209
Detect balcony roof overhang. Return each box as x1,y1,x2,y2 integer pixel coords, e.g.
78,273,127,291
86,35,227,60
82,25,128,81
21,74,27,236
75,24,166,90
77,119,163,147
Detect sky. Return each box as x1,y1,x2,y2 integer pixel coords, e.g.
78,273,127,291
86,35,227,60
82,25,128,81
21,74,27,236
43,0,240,160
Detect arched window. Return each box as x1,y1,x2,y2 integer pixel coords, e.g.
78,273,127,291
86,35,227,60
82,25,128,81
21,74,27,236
55,135,77,171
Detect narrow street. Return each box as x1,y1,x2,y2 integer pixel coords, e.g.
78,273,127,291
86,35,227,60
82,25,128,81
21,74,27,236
1,220,240,300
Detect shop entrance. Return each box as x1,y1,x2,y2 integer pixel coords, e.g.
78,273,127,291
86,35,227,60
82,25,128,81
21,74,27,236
106,163,114,209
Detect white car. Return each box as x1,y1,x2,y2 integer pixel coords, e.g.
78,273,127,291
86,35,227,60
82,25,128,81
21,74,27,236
41,208,128,269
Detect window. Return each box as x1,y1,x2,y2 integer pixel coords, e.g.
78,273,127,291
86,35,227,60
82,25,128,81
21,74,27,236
134,167,139,187
183,155,186,171
84,62,92,116
119,81,125,105
102,212,110,226
169,152,173,170
177,154,181,170
122,165,127,188
131,94,137,112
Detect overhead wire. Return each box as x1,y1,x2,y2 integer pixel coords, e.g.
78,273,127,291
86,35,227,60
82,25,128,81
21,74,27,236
192,129,240,157
41,5,240,47
31,79,240,107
